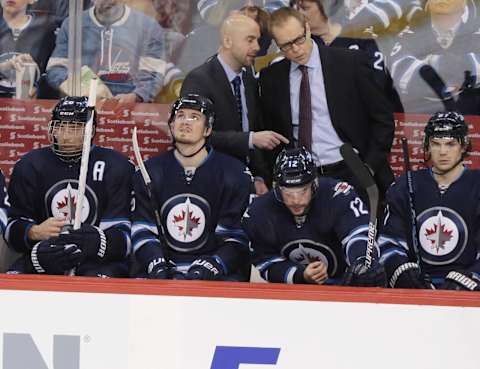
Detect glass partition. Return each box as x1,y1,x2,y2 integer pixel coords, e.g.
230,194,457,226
0,0,478,179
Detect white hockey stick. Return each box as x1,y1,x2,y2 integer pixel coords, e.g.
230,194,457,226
73,78,98,230
67,78,97,276
340,143,379,269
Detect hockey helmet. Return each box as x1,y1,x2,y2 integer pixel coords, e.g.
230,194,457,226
423,111,469,151
48,96,96,162
168,94,215,128
274,147,316,187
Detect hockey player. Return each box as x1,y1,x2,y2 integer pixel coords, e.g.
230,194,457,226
0,170,8,239
5,96,133,276
379,111,480,290
242,147,386,286
388,0,480,114
132,94,254,281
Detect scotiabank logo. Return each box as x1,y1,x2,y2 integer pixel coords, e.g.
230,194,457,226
3,333,80,369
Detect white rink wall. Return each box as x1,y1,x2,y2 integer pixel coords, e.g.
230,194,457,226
0,277,479,369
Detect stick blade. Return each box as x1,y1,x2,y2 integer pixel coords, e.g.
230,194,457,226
340,144,377,193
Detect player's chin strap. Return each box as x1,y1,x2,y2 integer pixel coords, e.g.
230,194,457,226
175,142,206,158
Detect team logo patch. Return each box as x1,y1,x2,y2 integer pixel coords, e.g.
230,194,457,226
45,180,98,225
281,239,338,276
333,182,352,197
417,207,467,265
161,193,211,252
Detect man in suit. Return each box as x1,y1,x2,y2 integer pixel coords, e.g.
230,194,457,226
181,13,288,194
260,7,395,197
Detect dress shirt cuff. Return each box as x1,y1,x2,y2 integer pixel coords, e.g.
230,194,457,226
248,131,254,150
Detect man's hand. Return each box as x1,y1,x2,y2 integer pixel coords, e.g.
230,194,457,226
10,53,36,71
113,93,142,105
303,261,328,284
254,179,269,195
28,217,67,242
252,131,289,150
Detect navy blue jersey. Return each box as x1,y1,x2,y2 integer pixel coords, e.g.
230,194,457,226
6,146,133,259
379,168,480,284
388,20,480,114
132,148,254,276
242,178,372,284
0,170,8,237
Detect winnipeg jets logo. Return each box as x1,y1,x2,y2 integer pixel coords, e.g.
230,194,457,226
46,180,97,224
296,243,326,264
333,182,352,197
282,239,338,276
166,197,206,243
424,219,453,254
54,183,78,221
417,207,467,265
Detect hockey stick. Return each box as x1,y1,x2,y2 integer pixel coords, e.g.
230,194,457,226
419,65,457,111
401,137,422,267
131,127,171,271
67,78,98,276
73,78,98,230
340,143,379,269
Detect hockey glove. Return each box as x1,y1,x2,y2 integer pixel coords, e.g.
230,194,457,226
147,257,176,279
185,256,225,280
31,238,83,275
441,271,480,291
343,257,387,287
389,262,435,289
60,224,107,260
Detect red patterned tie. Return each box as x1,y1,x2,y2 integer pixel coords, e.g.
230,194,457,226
298,65,312,151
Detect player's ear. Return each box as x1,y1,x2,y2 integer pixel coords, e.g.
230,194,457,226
204,125,212,137
305,22,311,39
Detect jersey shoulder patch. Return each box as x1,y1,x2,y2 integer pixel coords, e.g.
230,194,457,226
332,181,353,197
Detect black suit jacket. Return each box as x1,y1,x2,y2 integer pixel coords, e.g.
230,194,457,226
259,45,395,192
180,55,268,179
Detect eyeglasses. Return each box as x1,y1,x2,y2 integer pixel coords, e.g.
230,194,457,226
278,30,307,52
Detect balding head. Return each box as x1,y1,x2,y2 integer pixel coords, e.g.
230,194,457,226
220,14,259,43
219,14,260,72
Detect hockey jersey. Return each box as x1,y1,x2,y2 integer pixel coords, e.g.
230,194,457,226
6,146,133,259
379,168,480,284
242,178,372,284
0,170,8,238
132,148,254,276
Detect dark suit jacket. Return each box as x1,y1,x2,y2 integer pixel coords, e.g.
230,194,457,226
259,45,395,193
180,55,268,179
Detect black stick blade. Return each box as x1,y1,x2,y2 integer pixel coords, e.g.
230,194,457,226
340,143,376,192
